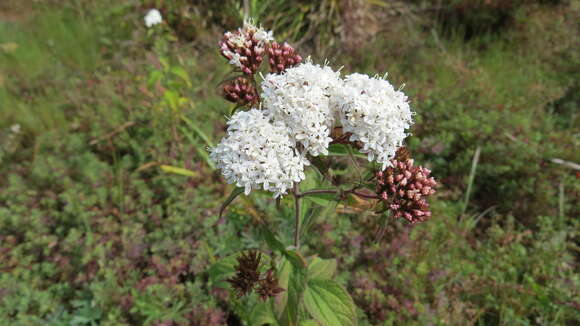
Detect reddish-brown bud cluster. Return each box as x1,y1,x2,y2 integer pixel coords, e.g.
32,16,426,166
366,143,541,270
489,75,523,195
255,269,284,300
267,42,302,74
222,77,258,106
219,30,266,75
376,159,437,224
227,250,284,301
227,250,261,297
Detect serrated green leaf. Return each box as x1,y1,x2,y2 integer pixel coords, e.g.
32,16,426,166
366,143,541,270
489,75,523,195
307,258,337,280
249,302,278,326
274,258,308,326
207,254,238,289
303,279,357,326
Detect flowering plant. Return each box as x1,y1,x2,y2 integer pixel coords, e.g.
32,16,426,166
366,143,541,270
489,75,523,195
209,19,436,325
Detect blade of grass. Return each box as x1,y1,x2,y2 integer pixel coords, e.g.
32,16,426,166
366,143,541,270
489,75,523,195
558,181,565,225
461,146,481,217
179,125,216,170
181,115,214,148
160,165,199,177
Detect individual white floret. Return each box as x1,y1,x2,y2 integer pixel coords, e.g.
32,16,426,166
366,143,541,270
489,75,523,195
242,18,275,43
337,73,413,169
144,9,163,28
261,60,343,156
210,109,309,197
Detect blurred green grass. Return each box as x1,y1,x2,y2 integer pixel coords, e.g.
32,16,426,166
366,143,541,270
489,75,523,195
0,0,579,325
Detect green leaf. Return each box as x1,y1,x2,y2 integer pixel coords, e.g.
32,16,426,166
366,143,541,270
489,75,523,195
159,165,198,177
303,279,357,326
302,190,337,207
260,225,308,270
327,144,366,159
147,70,163,88
249,302,278,326
261,224,287,253
327,144,349,156
274,258,308,326
301,320,320,326
207,254,238,289
307,258,337,280
170,66,192,87
163,90,180,111
219,187,245,219
309,156,330,180
285,249,308,270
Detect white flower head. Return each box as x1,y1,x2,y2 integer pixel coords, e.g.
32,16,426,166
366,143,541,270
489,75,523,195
144,9,163,28
10,124,21,134
261,60,343,156
337,73,413,169
210,109,309,197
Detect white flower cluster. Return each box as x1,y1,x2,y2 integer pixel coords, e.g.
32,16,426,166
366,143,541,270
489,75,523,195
261,61,342,156
211,62,413,197
144,9,162,28
209,109,308,197
336,73,413,170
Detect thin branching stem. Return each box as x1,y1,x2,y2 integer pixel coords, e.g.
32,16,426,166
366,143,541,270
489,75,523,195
351,190,379,200
299,188,379,200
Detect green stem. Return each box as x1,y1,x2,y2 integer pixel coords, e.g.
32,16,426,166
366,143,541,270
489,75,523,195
299,189,338,196
293,184,301,249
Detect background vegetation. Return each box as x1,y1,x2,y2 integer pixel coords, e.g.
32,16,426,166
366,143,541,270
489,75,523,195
0,0,578,325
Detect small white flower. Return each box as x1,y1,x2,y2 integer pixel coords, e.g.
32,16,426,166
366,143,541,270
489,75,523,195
261,60,343,156
242,18,275,44
10,124,21,134
336,73,413,169
254,29,274,43
210,109,309,197
144,9,163,28
226,51,243,68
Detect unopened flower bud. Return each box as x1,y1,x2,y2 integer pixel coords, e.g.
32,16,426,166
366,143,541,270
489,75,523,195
267,42,302,74
222,77,259,106
375,154,437,224
219,20,273,75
